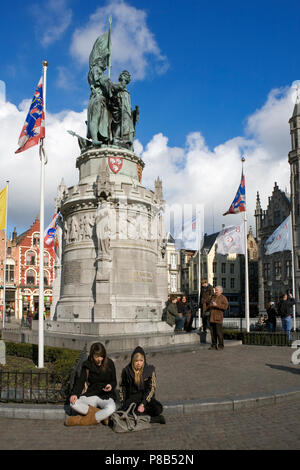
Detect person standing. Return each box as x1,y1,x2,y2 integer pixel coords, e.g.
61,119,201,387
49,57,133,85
199,279,214,332
65,342,117,426
266,302,277,332
208,286,228,350
279,293,295,341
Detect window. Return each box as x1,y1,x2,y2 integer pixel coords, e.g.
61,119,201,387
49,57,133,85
170,274,177,293
44,271,49,286
213,262,217,273
221,263,226,274
221,278,226,289
26,269,35,285
170,253,177,269
263,263,270,279
203,262,207,273
26,251,36,265
44,253,49,267
33,236,39,247
286,260,292,278
213,277,217,287
274,261,281,277
230,278,235,289
274,211,281,225
5,265,14,283
230,264,235,274
7,247,11,255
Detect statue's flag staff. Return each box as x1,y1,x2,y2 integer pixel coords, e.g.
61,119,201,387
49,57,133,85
15,60,49,368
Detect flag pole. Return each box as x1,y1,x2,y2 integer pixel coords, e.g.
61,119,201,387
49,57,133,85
242,157,250,333
289,212,296,331
2,182,9,328
108,16,112,79
38,60,48,369
197,211,202,330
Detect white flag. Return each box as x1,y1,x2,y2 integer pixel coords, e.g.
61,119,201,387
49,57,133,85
264,215,292,255
216,224,245,255
174,214,201,250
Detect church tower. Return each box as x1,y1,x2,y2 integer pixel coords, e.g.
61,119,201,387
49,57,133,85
288,95,300,312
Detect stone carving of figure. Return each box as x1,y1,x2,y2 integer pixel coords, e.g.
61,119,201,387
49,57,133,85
110,70,139,150
69,216,79,243
96,200,112,256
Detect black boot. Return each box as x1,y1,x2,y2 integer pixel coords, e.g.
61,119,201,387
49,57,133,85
150,415,166,424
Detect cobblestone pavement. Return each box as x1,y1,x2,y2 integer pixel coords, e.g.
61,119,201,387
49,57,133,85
1,398,300,450
112,344,300,402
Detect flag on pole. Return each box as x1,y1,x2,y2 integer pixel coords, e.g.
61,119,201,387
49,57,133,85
15,77,45,154
174,214,199,250
216,224,245,255
264,215,292,255
223,171,246,215
0,186,7,230
44,212,62,256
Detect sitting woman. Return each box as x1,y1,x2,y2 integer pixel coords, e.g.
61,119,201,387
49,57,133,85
65,342,117,426
119,346,166,424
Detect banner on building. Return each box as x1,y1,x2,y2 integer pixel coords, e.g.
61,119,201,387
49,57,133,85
216,224,245,255
264,214,292,255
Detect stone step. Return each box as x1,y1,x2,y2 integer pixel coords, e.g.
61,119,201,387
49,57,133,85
2,328,209,353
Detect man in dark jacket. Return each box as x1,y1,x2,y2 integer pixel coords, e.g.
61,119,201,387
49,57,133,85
278,293,295,340
199,279,214,332
266,301,277,332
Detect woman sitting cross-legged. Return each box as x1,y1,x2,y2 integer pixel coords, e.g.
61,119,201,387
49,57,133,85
119,346,166,424
65,342,117,426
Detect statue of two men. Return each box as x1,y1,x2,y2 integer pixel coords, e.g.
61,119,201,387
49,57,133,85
87,62,139,151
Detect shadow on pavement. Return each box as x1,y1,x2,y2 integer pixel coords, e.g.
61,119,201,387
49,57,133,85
266,363,300,375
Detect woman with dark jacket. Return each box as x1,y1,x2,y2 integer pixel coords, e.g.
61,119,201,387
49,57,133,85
119,346,165,424
65,342,117,426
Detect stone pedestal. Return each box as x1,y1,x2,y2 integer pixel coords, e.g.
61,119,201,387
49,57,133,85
51,146,169,338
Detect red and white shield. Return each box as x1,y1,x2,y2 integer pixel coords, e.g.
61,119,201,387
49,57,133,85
108,156,123,174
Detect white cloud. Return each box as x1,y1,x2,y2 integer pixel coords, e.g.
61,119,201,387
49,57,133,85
32,0,72,46
141,86,296,235
70,0,168,80
0,81,296,240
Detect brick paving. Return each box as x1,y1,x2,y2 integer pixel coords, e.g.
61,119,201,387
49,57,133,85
112,344,300,402
1,398,300,450
1,343,300,451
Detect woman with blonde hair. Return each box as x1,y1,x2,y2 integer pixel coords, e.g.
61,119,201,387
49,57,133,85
65,342,117,426
119,346,165,424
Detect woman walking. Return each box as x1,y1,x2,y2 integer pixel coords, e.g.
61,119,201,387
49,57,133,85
65,342,117,426
119,346,166,424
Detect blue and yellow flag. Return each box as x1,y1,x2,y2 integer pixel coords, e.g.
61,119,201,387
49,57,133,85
0,186,7,230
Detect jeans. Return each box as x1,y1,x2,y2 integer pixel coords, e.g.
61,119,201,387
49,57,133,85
281,316,292,340
268,322,276,333
175,315,186,331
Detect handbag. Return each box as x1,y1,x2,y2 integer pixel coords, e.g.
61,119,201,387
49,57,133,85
82,369,89,395
110,402,151,433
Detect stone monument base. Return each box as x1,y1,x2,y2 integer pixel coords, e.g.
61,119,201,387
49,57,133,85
2,320,207,353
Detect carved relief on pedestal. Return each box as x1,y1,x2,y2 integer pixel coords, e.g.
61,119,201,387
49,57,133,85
64,212,96,245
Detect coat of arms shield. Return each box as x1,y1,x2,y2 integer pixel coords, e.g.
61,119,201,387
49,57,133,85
108,156,123,174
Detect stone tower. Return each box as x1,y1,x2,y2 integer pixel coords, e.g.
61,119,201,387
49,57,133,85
288,98,300,312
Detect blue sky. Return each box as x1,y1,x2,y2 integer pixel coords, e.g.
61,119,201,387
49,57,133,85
0,0,299,237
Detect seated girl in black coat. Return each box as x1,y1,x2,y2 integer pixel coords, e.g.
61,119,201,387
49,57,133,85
119,346,165,424
65,342,117,426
